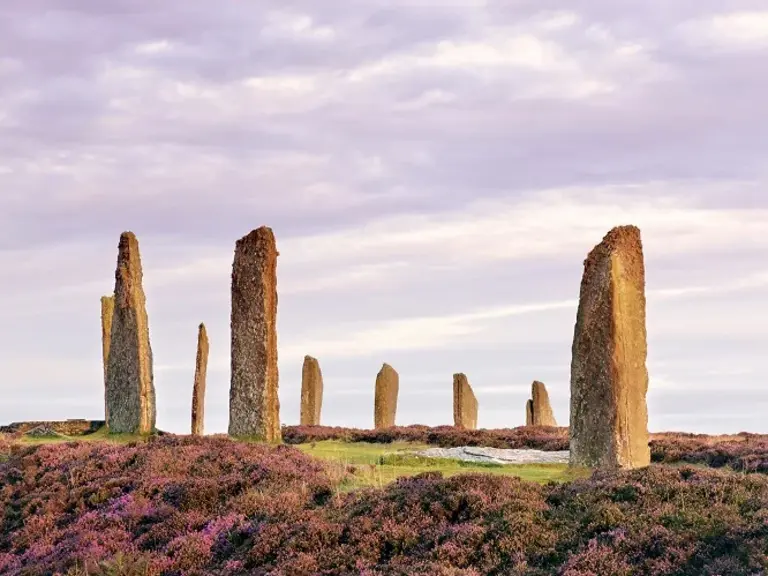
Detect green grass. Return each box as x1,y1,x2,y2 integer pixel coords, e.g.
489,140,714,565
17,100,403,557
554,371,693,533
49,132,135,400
15,426,145,445
296,440,589,489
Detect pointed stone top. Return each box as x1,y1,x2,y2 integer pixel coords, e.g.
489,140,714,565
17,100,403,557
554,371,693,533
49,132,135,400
304,354,317,362
380,362,395,372
101,294,114,305
236,227,275,245
602,224,641,245
117,231,141,257
532,380,547,393
589,225,641,254
198,322,206,333
234,227,278,259
584,225,642,275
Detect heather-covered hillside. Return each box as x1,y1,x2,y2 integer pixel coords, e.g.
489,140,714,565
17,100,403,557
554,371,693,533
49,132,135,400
2,436,768,575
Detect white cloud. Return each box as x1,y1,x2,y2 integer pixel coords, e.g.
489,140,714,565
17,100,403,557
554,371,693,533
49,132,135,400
679,11,768,51
261,11,336,42
278,181,768,269
278,268,768,361
134,40,175,54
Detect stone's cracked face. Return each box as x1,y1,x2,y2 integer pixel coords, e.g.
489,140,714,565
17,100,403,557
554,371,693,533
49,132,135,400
105,232,156,435
570,225,650,470
229,226,281,441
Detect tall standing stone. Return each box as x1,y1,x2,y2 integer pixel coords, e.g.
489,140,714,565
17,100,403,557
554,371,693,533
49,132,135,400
105,232,156,435
100,295,114,425
453,373,478,429
374,363,398,429
300,355,323,426
191,323,208,436
529,381,557,426
229,227,281,441
570,225,650,469
525,399,533,426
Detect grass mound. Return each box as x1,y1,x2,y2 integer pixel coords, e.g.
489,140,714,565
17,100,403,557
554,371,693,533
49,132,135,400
2,436,768,575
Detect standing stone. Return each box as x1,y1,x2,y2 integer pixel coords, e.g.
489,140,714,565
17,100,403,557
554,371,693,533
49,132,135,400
100,295,114,425
570,225,650,470
374,363,399,428
105,232,156,435
300,355,323,426
191,323,208,436
229,227,281,441
452,373,478,429
529,381,557,426
525,399,533,426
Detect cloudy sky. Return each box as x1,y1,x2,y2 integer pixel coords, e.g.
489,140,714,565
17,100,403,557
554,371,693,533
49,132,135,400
1,1,767,435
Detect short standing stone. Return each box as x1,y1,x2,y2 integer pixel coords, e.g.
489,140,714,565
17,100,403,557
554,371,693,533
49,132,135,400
300,355,323,426
229,227,281,441
569,225,650,469
453,373,478,429
530,381,557,426
100,295,114,424
191,323,208,436
374,363,399,428
525,399,533,426
105,232,156,435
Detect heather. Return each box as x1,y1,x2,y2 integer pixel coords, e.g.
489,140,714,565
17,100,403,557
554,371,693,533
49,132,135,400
649,432,768,472
3,437,768,575
283,424,570,451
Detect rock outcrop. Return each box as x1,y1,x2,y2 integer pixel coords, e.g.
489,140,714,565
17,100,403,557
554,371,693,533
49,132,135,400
528,381,557,426
453,373,478,429
374,363,399,428
100,295,114,424
105,232,156,435
300,355,323,426
191,323,208,436
569,225,650,469
228,227,281,441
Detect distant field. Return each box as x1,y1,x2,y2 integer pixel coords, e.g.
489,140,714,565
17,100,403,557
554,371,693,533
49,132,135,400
0,430,583,487
4,421,768,476
295,440,587,488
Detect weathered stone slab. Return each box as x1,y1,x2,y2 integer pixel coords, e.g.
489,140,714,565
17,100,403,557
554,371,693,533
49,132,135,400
229,227,281,441
530,381,557,426
374,363,398,428
452,373,478,429
191,322,208,436
100,295,114,424
416,446,570,465
570,225,650,469
300,355,323,426
105,232,156,435
525,399,533,426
